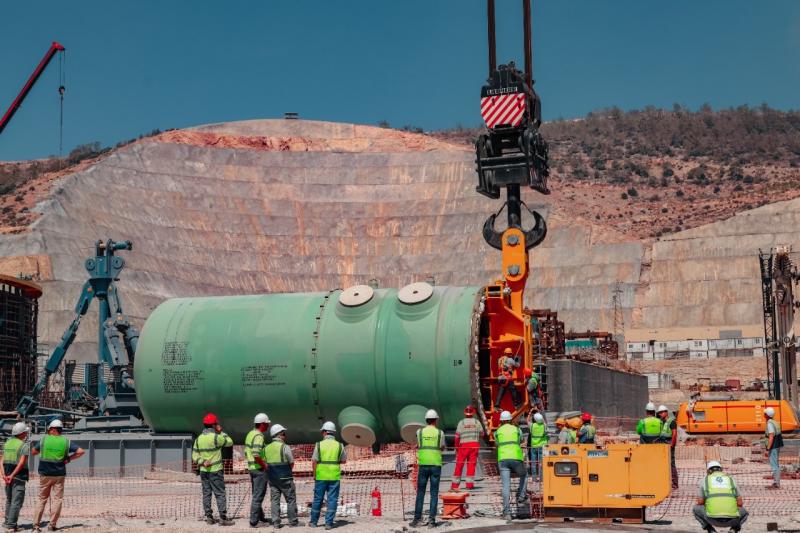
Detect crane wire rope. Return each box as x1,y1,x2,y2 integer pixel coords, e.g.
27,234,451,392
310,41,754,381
58,48,66,161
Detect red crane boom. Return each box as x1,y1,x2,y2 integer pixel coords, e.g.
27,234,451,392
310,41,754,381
0,41,65,136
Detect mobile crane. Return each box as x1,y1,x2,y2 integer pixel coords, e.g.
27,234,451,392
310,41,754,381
0,42,65,136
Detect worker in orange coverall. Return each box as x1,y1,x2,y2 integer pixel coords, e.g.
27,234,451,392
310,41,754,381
450,405,485,490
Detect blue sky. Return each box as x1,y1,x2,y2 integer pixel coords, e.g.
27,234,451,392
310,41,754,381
1,0,799,160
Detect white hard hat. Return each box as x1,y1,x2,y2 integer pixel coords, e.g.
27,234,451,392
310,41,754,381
499,410,512,422
321,421,336,433
765,407,775,418
48,419,63,429
270,424,286,437
706,460,722,471
645,402,656,411
533,413,544,423
425,409,439,420
11,422,29,436
254,413,270,424
657,405,669,413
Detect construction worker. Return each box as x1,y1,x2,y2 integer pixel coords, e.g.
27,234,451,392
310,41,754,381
265,424,299,528
527,412,549,482
636,402,662,444
245,412,271,528
693,461,748,533
451,405,484,490
495,410,527,523
657,405,679,489
764,406,783,489
192,413,234,526
3,422,31,532
309,421,347,530
577,413,596,444
523,368,544,413
555,418,575,444
31,419,85,532
494,347,521,410
411,409,445,528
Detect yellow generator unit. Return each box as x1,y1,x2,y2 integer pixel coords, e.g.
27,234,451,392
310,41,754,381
543,443,671,523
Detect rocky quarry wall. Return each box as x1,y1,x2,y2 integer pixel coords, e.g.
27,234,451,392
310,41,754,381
0,120,792,390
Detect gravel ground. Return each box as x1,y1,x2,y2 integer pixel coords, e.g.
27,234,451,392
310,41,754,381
20,513,800,532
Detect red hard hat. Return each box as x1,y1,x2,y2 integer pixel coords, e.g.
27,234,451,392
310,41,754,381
203,413,218,425
581,412,592,422
464,405,475,415
523,368,532,377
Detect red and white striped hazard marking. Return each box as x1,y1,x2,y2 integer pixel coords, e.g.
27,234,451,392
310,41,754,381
481,93,527,128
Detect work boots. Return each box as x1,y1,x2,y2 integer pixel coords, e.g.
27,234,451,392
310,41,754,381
218,516,234,526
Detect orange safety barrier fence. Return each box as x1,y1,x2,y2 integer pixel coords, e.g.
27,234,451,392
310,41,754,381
2,442,798,522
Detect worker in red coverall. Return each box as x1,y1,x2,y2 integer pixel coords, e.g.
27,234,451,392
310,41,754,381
451,405,484,490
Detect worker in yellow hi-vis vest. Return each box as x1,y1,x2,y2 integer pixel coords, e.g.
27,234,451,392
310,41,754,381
245,412,271,527
693,461,748,532
192,413,234,526
410,409,445,529
31,419,85,532
495,410,528,523
309,421,347,529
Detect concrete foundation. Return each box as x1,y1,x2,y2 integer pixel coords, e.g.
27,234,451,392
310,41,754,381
546,359,647,419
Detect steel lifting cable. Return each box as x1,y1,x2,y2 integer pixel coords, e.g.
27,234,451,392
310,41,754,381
58,49,66,160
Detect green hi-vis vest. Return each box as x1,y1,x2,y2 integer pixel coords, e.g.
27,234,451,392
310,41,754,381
245,429,266,471
579,424,596,443
639,416,662,442
192,432,231,473
40,435,69,463
315,439,344,481
417,426,443,466
496,424,523,461
704,473,738,518
3,437,24,465
659,416,675,441
529,422,548,448
2,437,28,479
265,440,292,480
765,418,784,449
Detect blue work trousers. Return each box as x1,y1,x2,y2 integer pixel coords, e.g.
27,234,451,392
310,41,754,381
769,447,781,487
310,479,340,526
413,465,441,521
529,447,543,481
499,459,528,517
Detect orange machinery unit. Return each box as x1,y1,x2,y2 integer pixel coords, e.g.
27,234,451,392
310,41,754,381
677,399,800,434
543,443,671,523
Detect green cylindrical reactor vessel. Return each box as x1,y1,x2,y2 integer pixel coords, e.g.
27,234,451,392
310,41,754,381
134,284,482,443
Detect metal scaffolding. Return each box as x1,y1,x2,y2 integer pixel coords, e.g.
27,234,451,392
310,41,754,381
0,276,41,411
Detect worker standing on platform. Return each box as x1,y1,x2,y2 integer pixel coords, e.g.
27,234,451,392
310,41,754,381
527,412,549,481
451,405,484,490
246,413,271,528
31,419,85,532
764,407,783,489
3,422,31,532
495,410,527,523
265,424,299,528
637,402,662,444
494,348,521,410
693,461,748,532
523,368,544,413
192,413,234,526
411,409,445,528
309,421,347,530
657,405,679,489
556,418,575,444
577,413,596,444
